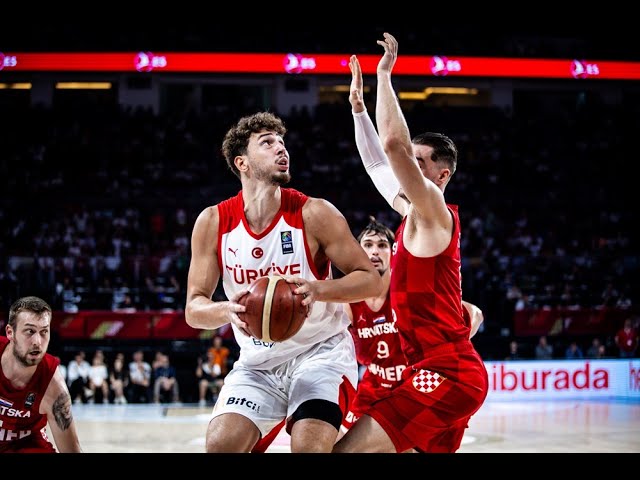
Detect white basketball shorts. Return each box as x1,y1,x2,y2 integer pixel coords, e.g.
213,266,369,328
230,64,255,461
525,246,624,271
210,330,357,436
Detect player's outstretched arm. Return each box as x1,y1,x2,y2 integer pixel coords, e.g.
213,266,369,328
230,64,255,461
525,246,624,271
375,33,449,225
349,55,408,217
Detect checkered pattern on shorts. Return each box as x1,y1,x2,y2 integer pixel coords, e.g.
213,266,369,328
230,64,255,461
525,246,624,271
412,369,446,393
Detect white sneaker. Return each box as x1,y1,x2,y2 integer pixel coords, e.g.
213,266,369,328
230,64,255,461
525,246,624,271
198,399,206,407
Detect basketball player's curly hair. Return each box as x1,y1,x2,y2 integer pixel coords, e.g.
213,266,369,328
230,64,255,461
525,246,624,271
357,216,395,245
222,112,287,179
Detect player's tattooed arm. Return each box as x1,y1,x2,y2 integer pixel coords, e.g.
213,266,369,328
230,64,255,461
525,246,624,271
52,392,73,430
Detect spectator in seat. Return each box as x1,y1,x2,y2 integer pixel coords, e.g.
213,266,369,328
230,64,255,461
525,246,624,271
615,318,639,358
586,338,604,358
128,350,151,403
67,351,91,404
505,340,523,360
110,352,129,404
535,335,553,360
153,353,179,403
196,351,224,406
564,341,584,359
88,349,110,403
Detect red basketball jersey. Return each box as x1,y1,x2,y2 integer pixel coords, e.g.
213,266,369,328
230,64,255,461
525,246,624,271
349,296,406,391
0,335,59,453
367,204,488,452
343,296,407,429
390,204,476,374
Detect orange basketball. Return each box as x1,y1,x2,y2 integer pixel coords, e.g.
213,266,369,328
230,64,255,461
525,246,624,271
238,275,306,342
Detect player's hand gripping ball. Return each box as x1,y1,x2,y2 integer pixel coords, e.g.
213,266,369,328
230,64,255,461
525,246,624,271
238,275,306,342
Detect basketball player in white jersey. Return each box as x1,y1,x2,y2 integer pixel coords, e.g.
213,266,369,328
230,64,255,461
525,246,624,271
185,111,382,453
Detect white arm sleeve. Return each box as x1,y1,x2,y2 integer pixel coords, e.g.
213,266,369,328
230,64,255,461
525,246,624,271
353,109,401,208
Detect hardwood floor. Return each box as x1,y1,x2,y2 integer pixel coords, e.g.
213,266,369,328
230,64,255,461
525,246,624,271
63,398,640,453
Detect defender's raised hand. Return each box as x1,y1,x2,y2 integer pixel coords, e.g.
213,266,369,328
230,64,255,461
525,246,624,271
376,32,398,75
349,55,365,114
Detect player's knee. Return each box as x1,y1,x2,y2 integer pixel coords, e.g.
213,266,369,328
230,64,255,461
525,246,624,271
291,399,343,431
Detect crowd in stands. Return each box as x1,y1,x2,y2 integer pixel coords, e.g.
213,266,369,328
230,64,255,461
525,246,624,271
55,334,235,405
506,323,638,361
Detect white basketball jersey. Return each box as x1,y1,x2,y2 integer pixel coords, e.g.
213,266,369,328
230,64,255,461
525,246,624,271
218,188,350,369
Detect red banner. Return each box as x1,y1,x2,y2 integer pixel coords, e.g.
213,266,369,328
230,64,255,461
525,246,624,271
1,308,634,340
49,311,207,340
1,52,639,80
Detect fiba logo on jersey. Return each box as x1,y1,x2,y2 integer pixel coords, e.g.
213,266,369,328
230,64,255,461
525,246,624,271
280,231,293,255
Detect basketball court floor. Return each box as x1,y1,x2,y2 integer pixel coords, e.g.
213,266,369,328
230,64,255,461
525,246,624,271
65,397,639,453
